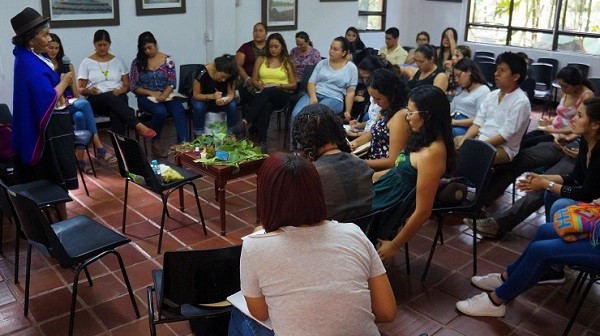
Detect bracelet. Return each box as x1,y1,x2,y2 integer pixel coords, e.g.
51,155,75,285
392,241,401,250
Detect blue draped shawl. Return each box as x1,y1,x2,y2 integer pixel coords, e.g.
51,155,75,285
12,46,58,165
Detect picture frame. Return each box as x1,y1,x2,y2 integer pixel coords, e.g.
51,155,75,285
320,0,357,2
41,0,120,28
261,0,298,31
136,0,186,16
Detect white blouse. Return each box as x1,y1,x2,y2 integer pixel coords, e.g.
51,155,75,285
77,56,129,94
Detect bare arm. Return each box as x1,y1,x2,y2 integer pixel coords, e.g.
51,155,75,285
245,295,269,321
368,274,396,323
307,82,318,104
451,117,473,128
343,87,356,120
433,72,448,92
68,64,79,98
485,134,507,147
281,62,297,91
250,56,264,90
456,124,480,148
112,74,130,96
192,79,216,101
235,51,251,84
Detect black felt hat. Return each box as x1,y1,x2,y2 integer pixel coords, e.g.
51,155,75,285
11,7,49,36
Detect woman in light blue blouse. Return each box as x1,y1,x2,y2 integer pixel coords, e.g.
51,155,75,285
130,31,188,158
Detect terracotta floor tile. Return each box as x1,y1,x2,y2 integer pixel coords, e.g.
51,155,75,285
409,288,461,324
4,327,43,336
517,307,586,336
38,309,105,336
100,244,149,272
377,306,442,336
100,210,144,230
9,268,63,298
0,302,34,334
435,271,481,300
114,259,160,291
480,245,521,268
28,287,80,323
91,293,143,330
110,317,176,336
76,273,129,306
447,314,514,336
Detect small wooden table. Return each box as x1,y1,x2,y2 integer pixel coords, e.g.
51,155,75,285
177,152,265,235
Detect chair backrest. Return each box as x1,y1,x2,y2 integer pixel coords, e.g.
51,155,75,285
474,56,495,64
109,131,161,190
566,63,590,78
537,57,559,78
0,104,12,124
374,187,417,241
6,185,68,262
474,51,495,59
529,63,554,89
477,62,497,89
297,64,316,94
178,64,202,96
455,139,496,201
590,78,600,97
0,179,16,222
160,245,242,311
346,210,381,235
402,45,413,52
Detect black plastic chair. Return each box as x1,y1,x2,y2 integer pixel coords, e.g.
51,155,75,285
474,55,495,65
529,63,554,114
473,51,495,59
478,62,497,90
6,184,140,336
346,210,381,236
589,78,600,97
370,187,417,275
537,57,559,79
423,139,496,279
179,64,203,136
109,131,207,254
563,265,600,335
566,63,590,78
147,245,243,336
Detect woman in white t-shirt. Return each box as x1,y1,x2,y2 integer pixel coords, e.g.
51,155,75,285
228,152,396,336
450,58,490,136
77,29,155,138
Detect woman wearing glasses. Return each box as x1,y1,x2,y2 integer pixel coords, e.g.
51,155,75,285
450,58,490,136
372,85,455,263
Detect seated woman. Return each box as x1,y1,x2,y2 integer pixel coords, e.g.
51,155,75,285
290,31,321,81
228,152,396,336
348,55,391,128
399,44,448,92
456,197,600,318
290,36,358,126
345,26,366,54
235,22,267,114
130,31,188,157
190,54,240,136
443,44,471,74
78,29,155,138
522,66,595,148
405,31,430,65
436,27,458,69
241,33,297,153
450,58,490,136
45,33,113,168
349,69,409,171
292,103,374,221
374,85,455,263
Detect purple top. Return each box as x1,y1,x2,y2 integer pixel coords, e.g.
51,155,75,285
290,46,321,80
129,55,177,93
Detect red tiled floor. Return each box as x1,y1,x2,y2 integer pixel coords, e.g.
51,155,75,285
1,110,600,336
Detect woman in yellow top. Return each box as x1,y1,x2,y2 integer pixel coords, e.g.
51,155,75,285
241,33,297,153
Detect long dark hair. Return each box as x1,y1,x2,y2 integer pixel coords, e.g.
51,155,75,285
291,104,351,158
438,27,457,63
557,66,595,93
454,58,486,87
406,85,455,173
213,54,238,84
366,68,409,119
48,33,65,71
266,33,295,77
136,31,157,73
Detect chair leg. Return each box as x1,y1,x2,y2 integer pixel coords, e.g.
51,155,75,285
422,216,444,281
404,243,410,276
14,222,20,284
122,179,129,233
147,286,157,336
69,266,84,336
190,183,208,236
77,161,90,196
84,147,97,178
83,266,94,287
24,245,32,316
566,270,587,303
157,198,169,254
472,217,478,275
112,250,141,318
563,275,600,336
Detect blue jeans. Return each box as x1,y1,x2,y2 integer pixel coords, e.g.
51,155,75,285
289,93,344,148
495,223,600,302
451,113,469,137
546,196,578,222
191,99,239,136
69,98,97,134
137,96,189,142
228,307,274,336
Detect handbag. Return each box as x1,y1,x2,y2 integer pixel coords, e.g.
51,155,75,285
553,202,600,246
436,177,470,206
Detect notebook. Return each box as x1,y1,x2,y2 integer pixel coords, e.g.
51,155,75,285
227,291,273,330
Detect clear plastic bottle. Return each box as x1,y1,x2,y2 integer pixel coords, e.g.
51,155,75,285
151,159,161,178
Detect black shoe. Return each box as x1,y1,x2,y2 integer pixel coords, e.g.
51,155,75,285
229,120,247,136
537,268,566,285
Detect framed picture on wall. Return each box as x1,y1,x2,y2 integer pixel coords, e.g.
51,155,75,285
262,0,298,31
426,0,462,2
320,0,358,2
136,0,186,16
41,0,120,28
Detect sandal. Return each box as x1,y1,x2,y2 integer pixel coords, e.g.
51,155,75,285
77,160,94,175
96,148,117,164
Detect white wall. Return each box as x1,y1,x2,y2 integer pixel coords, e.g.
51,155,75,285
2,0,599,111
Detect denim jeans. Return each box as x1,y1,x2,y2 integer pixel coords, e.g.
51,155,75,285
289,93,344,148
495,223,600,302
228,307,274,336
68,98,97,134
451,113,469,137
191,99,239,136
137,96,189,142
545,196,579,222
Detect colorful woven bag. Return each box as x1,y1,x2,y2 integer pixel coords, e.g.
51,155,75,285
553,202,600,246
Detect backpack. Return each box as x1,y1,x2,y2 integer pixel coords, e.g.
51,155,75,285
0,122,14,160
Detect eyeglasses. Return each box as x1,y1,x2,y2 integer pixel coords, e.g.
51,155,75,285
453,71,463,78
406,110,427,117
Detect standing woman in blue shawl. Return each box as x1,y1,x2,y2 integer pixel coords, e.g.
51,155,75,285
10,7,78,195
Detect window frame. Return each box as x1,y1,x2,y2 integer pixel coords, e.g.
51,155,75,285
358,0,387,32
465,0,600,55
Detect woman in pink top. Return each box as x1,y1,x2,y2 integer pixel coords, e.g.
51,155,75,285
522,66,595,148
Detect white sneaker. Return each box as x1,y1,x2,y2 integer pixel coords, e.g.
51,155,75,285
471,273,504,291
456,292,506,317
463,217,500,238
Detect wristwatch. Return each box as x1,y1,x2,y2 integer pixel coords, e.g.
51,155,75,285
547,181,555,191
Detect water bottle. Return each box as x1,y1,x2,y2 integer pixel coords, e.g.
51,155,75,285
151,160,161,178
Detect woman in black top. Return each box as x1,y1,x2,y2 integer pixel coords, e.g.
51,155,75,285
191,54,240,136
400,44,448,92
